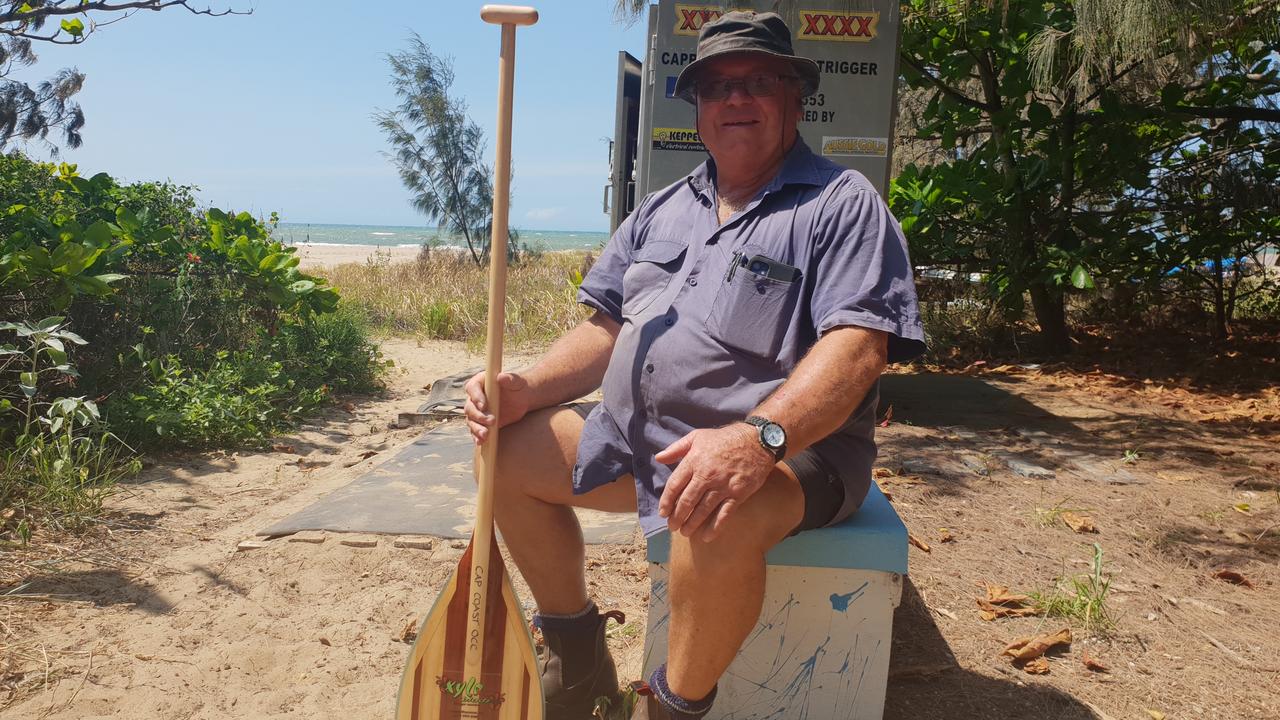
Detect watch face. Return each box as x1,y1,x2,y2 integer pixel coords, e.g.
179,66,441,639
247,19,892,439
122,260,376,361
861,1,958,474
761,423,785,448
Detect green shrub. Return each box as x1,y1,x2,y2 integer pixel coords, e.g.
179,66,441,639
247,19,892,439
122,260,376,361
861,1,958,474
1,318,140,543
1234,276,1280,320
2,152,385,455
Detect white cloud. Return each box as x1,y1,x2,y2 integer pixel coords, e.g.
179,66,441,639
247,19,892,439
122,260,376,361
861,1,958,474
525,207,565,221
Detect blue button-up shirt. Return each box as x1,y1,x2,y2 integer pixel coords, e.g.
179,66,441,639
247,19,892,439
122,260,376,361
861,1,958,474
574,139,925,537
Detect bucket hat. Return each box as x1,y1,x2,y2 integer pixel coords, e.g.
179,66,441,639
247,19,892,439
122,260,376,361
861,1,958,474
673,10,820,104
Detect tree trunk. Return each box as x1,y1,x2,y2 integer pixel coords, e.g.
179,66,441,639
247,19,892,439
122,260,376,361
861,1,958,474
1211,255,1228,340
1030,284,1070,354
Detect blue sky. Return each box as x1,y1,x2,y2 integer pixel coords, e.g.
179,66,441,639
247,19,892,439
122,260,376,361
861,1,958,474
12,1,648,231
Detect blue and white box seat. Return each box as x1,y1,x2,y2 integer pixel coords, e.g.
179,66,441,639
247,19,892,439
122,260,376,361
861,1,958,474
642,483,906,719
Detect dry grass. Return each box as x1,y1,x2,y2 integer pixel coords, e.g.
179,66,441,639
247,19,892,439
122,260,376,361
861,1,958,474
322,249,595,349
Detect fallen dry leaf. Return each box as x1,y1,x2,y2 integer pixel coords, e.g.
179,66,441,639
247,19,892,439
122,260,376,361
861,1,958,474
976,584,1042,620
319,637,331,647
1062,511,1098,533
1146,710,1166,720
908,532,931,553
1082,652,1110,673
400,619,419,643
1002,627,1072,662
939,529,956,543
985,584,1033,605
1022,657,1050,674
873,467,894,479
271,443,296,454
878,404,893,428
976,599,1042,621
1212,569,1255,588
342,402,357,413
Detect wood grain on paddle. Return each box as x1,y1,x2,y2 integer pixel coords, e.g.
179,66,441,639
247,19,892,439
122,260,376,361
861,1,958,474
395,6,542,719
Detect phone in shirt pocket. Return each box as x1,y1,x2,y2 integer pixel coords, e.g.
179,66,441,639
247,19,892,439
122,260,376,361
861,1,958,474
707,251,802,359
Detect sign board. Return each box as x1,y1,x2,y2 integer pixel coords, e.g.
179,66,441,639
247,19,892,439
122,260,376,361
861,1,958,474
619,0,901,230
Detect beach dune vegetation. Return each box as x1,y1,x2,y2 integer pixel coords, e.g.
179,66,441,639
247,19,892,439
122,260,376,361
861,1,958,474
1,152,385,542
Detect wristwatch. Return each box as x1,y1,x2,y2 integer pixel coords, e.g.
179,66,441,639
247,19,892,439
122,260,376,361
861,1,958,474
743,416,787,461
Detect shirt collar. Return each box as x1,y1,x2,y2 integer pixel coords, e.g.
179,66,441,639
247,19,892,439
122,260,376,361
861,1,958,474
686,136,824,201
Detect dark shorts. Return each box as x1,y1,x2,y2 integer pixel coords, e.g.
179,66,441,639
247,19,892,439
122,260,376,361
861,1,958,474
569,402,856,535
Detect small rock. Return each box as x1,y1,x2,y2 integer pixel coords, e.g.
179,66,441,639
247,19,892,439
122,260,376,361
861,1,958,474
339,534,379,548
393,536,434,550
957,454,990,476
236,539,270,552
999,454,1055,479
287,530,326,544
449,539,467,550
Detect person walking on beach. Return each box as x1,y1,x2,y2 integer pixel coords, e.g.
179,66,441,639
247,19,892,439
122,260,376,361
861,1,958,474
464,11,924,719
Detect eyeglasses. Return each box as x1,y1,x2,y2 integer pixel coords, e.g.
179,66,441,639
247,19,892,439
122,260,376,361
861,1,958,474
695,73,799,101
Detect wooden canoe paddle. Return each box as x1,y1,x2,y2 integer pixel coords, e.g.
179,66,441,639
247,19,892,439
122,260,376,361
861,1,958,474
396,6,542,719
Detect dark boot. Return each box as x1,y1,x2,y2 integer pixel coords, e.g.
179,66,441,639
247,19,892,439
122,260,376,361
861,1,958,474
538,608,624,719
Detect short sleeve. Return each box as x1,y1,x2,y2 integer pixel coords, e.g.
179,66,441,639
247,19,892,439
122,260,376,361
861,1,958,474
577,199,645,324
810,188,926,363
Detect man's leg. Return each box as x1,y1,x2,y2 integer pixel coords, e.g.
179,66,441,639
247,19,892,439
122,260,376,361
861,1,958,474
486,405,636,612
484,405,636,718
661,467,805,709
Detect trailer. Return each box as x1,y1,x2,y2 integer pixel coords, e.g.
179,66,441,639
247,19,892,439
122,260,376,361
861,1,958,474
607,0,904,233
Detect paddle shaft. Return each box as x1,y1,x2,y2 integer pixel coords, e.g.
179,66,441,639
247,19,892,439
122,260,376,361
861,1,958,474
468,10,529,694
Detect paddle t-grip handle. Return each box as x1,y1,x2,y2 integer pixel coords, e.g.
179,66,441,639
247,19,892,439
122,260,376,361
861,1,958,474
481,5,538,25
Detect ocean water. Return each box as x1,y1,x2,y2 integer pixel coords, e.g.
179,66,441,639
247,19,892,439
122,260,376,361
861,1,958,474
275,223,609,252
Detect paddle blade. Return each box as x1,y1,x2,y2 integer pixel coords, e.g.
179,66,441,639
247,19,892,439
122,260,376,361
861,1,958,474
396,539,543,719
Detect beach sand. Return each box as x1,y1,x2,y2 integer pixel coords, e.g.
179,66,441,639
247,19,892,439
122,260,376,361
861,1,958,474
292,243,421,269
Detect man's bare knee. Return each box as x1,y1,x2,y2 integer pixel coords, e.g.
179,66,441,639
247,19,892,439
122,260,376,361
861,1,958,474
475,406,582,505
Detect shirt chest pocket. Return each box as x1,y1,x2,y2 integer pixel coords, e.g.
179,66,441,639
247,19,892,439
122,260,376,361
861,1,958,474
707,261,802,359
621,239,688,317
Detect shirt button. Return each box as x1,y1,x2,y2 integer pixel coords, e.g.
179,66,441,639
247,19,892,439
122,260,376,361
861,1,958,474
645,363,655,373
687,277,698,286
664,317,674,327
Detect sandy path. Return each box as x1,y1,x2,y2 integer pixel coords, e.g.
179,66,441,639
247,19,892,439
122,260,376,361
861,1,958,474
0,339,650,718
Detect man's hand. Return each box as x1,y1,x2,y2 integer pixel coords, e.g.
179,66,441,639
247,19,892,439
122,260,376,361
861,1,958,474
654,424,777,542
463,371,533,444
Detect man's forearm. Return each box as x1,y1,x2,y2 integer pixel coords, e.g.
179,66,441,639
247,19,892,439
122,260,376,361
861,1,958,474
521,311,621,411
752,326,888,457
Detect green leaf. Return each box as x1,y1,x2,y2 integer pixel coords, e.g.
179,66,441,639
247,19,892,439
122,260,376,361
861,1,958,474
83,219,116,247
54,329,88,345
116,207,141,234
1070,265,1094,290
42,346,68,366
36,316,66,331
1027,102,1052,129
289,280,316,294
19,372,37,398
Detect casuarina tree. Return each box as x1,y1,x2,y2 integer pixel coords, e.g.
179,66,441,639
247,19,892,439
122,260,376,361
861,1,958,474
375,34,517,266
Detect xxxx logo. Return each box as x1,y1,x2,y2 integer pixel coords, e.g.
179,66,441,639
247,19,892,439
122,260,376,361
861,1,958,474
797,10,879,42
673,5,725,36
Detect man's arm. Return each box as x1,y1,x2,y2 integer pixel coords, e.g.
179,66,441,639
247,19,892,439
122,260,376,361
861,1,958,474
655,325,887,540
465,311,621,443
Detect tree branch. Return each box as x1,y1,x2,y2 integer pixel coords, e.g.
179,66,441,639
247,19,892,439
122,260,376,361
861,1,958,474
1169,104,1280,123
900,53,995,114
1,1,245,25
